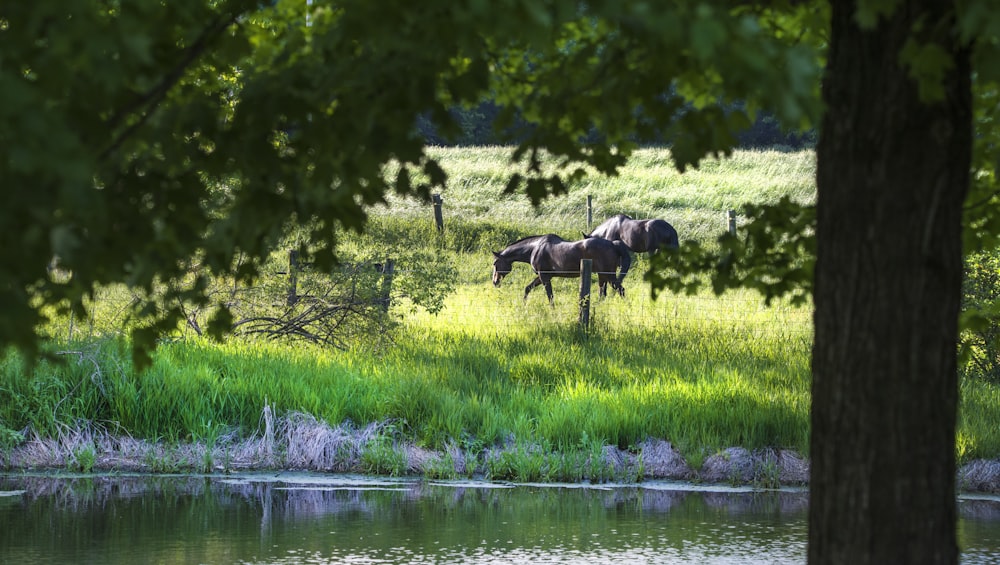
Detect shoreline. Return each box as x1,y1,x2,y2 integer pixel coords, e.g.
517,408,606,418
3,414,998,492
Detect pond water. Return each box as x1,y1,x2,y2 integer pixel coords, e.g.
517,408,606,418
1,472,999,564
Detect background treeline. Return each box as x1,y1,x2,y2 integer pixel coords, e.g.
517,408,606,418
417,101,816,149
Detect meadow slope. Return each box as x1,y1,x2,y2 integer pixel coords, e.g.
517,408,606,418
3,147,1000,490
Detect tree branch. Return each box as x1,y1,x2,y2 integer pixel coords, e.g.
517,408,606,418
98,9,244,162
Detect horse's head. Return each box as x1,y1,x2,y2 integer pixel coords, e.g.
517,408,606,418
491,252,512,287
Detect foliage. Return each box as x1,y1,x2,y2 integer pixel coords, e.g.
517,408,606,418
417,101,817,150
647,196,815,306
1,0,998,378
0,426,24,452
172,246,456,351
960,251,1000,382
1,0,826,365
69,443,96,473
361,434,409,477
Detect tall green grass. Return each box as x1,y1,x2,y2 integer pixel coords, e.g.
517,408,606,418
0,288,812,466
3,146,998,471
380,146,817,241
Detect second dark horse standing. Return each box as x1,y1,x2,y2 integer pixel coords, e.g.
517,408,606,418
492,234,632,304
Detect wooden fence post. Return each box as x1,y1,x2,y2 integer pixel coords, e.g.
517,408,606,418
579,258,592,329
727,210,737,236
432,194,444,232
287,249,299,306
379,259,395,312
586,195,593,229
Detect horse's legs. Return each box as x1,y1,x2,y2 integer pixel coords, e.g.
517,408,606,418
543,277,555,306
601,274,625,298
523,276,544,301
597,276,608,299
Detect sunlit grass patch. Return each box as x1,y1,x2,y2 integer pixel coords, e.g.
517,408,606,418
381,146,816,241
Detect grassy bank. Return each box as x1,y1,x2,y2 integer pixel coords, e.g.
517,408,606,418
3,147,998,483
2,284,811,453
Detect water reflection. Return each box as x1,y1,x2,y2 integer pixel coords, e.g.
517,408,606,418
0,473,997,564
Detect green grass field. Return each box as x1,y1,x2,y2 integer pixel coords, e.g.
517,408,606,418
3,146,998,478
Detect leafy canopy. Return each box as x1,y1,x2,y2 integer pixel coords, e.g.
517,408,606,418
2,0,998,364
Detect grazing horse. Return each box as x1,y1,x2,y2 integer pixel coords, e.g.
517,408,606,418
585,214,679,254
491,234,632,303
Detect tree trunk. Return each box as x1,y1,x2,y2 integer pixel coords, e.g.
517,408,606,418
810,2,971,564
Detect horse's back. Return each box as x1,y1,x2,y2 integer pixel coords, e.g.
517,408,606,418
618,218,678,252
529,237,580,274
616,219,649,251
579,236,608,255
589,214,632,240
533,237,611,273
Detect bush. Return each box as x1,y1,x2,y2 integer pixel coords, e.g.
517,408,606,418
961,250,1000,382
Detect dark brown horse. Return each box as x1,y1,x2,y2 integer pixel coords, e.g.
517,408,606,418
491,234,632,303
585,214,679,254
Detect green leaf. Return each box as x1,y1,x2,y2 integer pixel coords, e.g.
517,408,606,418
691,11,726,60
854,0,902,29
207,306,235,341
900,38,954,102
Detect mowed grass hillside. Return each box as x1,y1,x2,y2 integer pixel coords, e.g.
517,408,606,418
379,146,817,240
4,146,998,479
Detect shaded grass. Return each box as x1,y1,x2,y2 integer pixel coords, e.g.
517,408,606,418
959,378,1000,462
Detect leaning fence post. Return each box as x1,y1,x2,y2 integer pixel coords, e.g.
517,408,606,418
379,259,395,312
586,195,593,229
579,258,592,329
287,249,299,306
432,194,444,232
727,209,737,235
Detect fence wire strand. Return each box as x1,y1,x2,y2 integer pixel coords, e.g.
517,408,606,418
63,264,814,344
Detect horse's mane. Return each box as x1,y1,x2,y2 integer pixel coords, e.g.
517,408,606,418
505,234,564,246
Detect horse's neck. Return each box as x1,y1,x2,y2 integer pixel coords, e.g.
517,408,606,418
503,241,537,262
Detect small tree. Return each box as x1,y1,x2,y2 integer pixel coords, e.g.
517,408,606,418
175,249,455,350
960,251,1000,382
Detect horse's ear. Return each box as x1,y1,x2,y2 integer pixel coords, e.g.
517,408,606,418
492,251,502,258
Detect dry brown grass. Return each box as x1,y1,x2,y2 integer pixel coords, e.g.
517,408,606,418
3,409,999,492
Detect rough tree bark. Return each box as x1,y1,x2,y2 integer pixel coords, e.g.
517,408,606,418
810,1,971,563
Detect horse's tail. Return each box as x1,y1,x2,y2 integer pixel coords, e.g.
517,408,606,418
613,240,632,284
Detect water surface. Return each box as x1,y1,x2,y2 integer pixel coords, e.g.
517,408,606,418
1,473,998,564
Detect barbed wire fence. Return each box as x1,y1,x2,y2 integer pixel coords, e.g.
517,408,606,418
407,264,813,341
62,261,812,348
57,197,813,345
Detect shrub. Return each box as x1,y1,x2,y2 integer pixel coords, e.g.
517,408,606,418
960,250,1000,382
